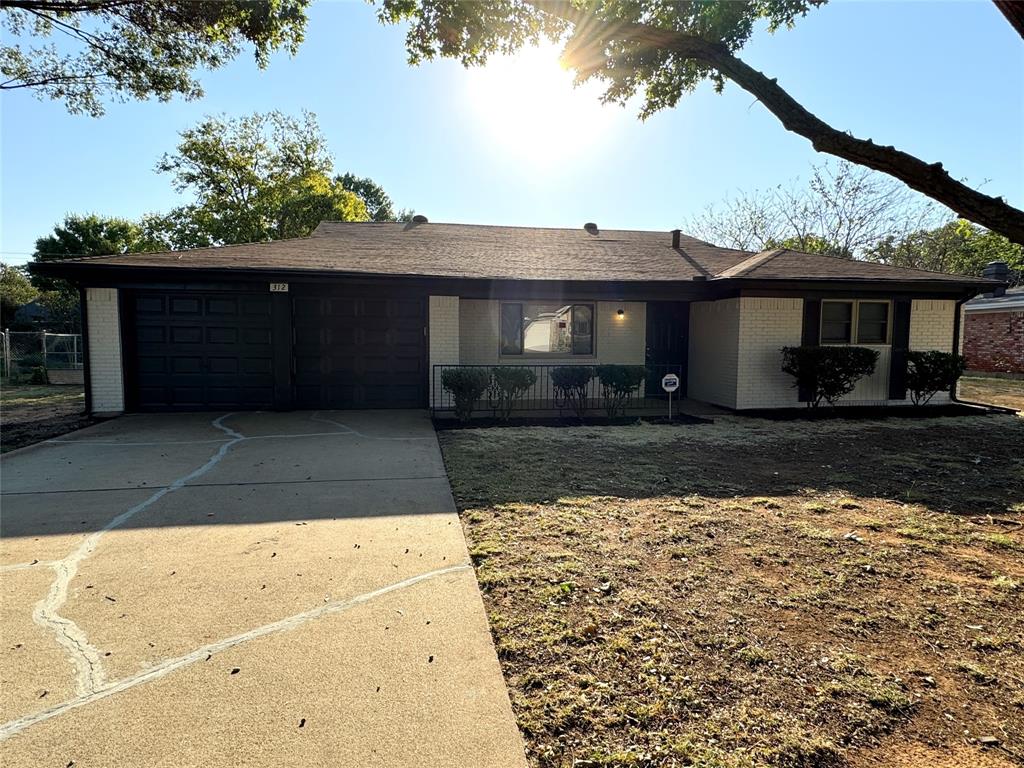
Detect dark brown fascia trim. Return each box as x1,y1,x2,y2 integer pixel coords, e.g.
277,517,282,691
38,262,994,302
732,280,990,300
77,284,92,415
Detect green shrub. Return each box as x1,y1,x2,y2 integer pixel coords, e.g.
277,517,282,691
595,365,647,417
551,366,594,419
28,365,49,385
441,368,490,421
488,366,537,420
906,350,966,406
781,346,879,408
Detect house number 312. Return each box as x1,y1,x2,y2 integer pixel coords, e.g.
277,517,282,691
269,283,289,293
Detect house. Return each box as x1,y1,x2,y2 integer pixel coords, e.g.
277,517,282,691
962,270,1023,375
32,220,997,416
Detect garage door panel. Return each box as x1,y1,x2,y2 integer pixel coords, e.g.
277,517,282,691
170,297,202,315
206,327,239,345
129,291,275,411
291,295,425,409
206,297,239,315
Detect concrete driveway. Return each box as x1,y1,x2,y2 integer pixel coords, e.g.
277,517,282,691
0,411,526,767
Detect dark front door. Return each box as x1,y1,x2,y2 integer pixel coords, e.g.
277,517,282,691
291,295,426,409
127,291,275,411
645,301,690,396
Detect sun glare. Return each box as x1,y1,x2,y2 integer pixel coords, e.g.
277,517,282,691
464,43,619,168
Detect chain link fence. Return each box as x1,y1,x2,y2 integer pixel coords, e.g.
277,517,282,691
1,330,84,383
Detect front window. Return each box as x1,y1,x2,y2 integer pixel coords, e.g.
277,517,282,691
821,300,890,345
500,302,595,356
821,301,853,343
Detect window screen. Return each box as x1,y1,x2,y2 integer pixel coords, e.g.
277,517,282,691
856,302,889,344
820,301,853,344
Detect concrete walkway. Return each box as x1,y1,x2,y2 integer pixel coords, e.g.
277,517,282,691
0,411,526,767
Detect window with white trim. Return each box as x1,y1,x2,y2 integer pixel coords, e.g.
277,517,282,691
820,300,890,345
500,302,595,356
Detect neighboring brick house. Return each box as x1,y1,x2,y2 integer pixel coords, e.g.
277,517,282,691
963,286,1024,375
33,220,997,415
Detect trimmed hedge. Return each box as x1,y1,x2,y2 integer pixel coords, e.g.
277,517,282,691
595,364,647,417
551,366,594,419
489,366,537,420
781,346,879,408
906,350,966,406
441,368,490,421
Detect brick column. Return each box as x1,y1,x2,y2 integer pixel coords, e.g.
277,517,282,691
86,287,125,414
428,296,460,407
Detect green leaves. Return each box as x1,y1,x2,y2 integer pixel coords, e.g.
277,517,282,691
375,0,823,119
1,1,310,116
867,220,1024,285
781,346,879,408
154,111,370,247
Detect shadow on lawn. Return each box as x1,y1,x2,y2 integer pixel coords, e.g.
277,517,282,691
439,414,1024,518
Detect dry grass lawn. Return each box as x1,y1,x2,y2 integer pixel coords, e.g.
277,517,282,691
959,377,1024,413
439,415,1024,768
0,383,91,452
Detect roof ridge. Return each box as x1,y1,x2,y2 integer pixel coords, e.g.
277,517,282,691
714,248,785,278
772,246,998,281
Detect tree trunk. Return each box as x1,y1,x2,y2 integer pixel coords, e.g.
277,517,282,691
534,1,1024,245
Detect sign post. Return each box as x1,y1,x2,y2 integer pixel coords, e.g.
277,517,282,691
661,373,680,421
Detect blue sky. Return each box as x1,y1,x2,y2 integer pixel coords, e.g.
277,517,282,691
2,0,1022,266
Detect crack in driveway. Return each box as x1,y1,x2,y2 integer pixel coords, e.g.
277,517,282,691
2,563,471,741
30,414,247,698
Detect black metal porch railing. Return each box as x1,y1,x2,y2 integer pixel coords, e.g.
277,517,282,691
430,363,685,416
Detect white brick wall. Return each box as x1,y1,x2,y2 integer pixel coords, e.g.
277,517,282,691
690,296,961,410
428,295,460,403
86,287,124,414
910,299,956,352
688,299,740,409
736,297,803,409
908,299,957,404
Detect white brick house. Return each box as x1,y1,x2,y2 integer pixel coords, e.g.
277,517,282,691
35,221,996,416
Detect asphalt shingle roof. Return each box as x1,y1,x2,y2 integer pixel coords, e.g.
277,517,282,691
48,221,993,285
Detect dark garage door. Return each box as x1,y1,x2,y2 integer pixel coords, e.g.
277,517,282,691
292,295,426,409
128,291,275,410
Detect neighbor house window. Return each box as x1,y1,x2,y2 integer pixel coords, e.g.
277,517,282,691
820,300,890,345
500,302,595,355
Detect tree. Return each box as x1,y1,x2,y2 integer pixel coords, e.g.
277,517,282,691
337,173,399,222
154,111,370,248
689,160,944,258
30,213,157,332
376,0,1024,244
866,220,1024,285
1,1,309,117
1,262,38,327
32,214,147,289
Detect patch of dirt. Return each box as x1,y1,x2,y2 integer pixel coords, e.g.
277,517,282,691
1,385,95,453
439,415,1024,768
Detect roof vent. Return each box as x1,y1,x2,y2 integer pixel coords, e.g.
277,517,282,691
411,214,428,224
583,222,599,234
671,229,681,249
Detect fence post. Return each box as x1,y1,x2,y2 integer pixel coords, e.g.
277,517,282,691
42,330,48,367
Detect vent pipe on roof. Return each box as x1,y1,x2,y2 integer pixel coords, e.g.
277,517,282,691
671,229,681,249
584,222,598,234
411,214,428,224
